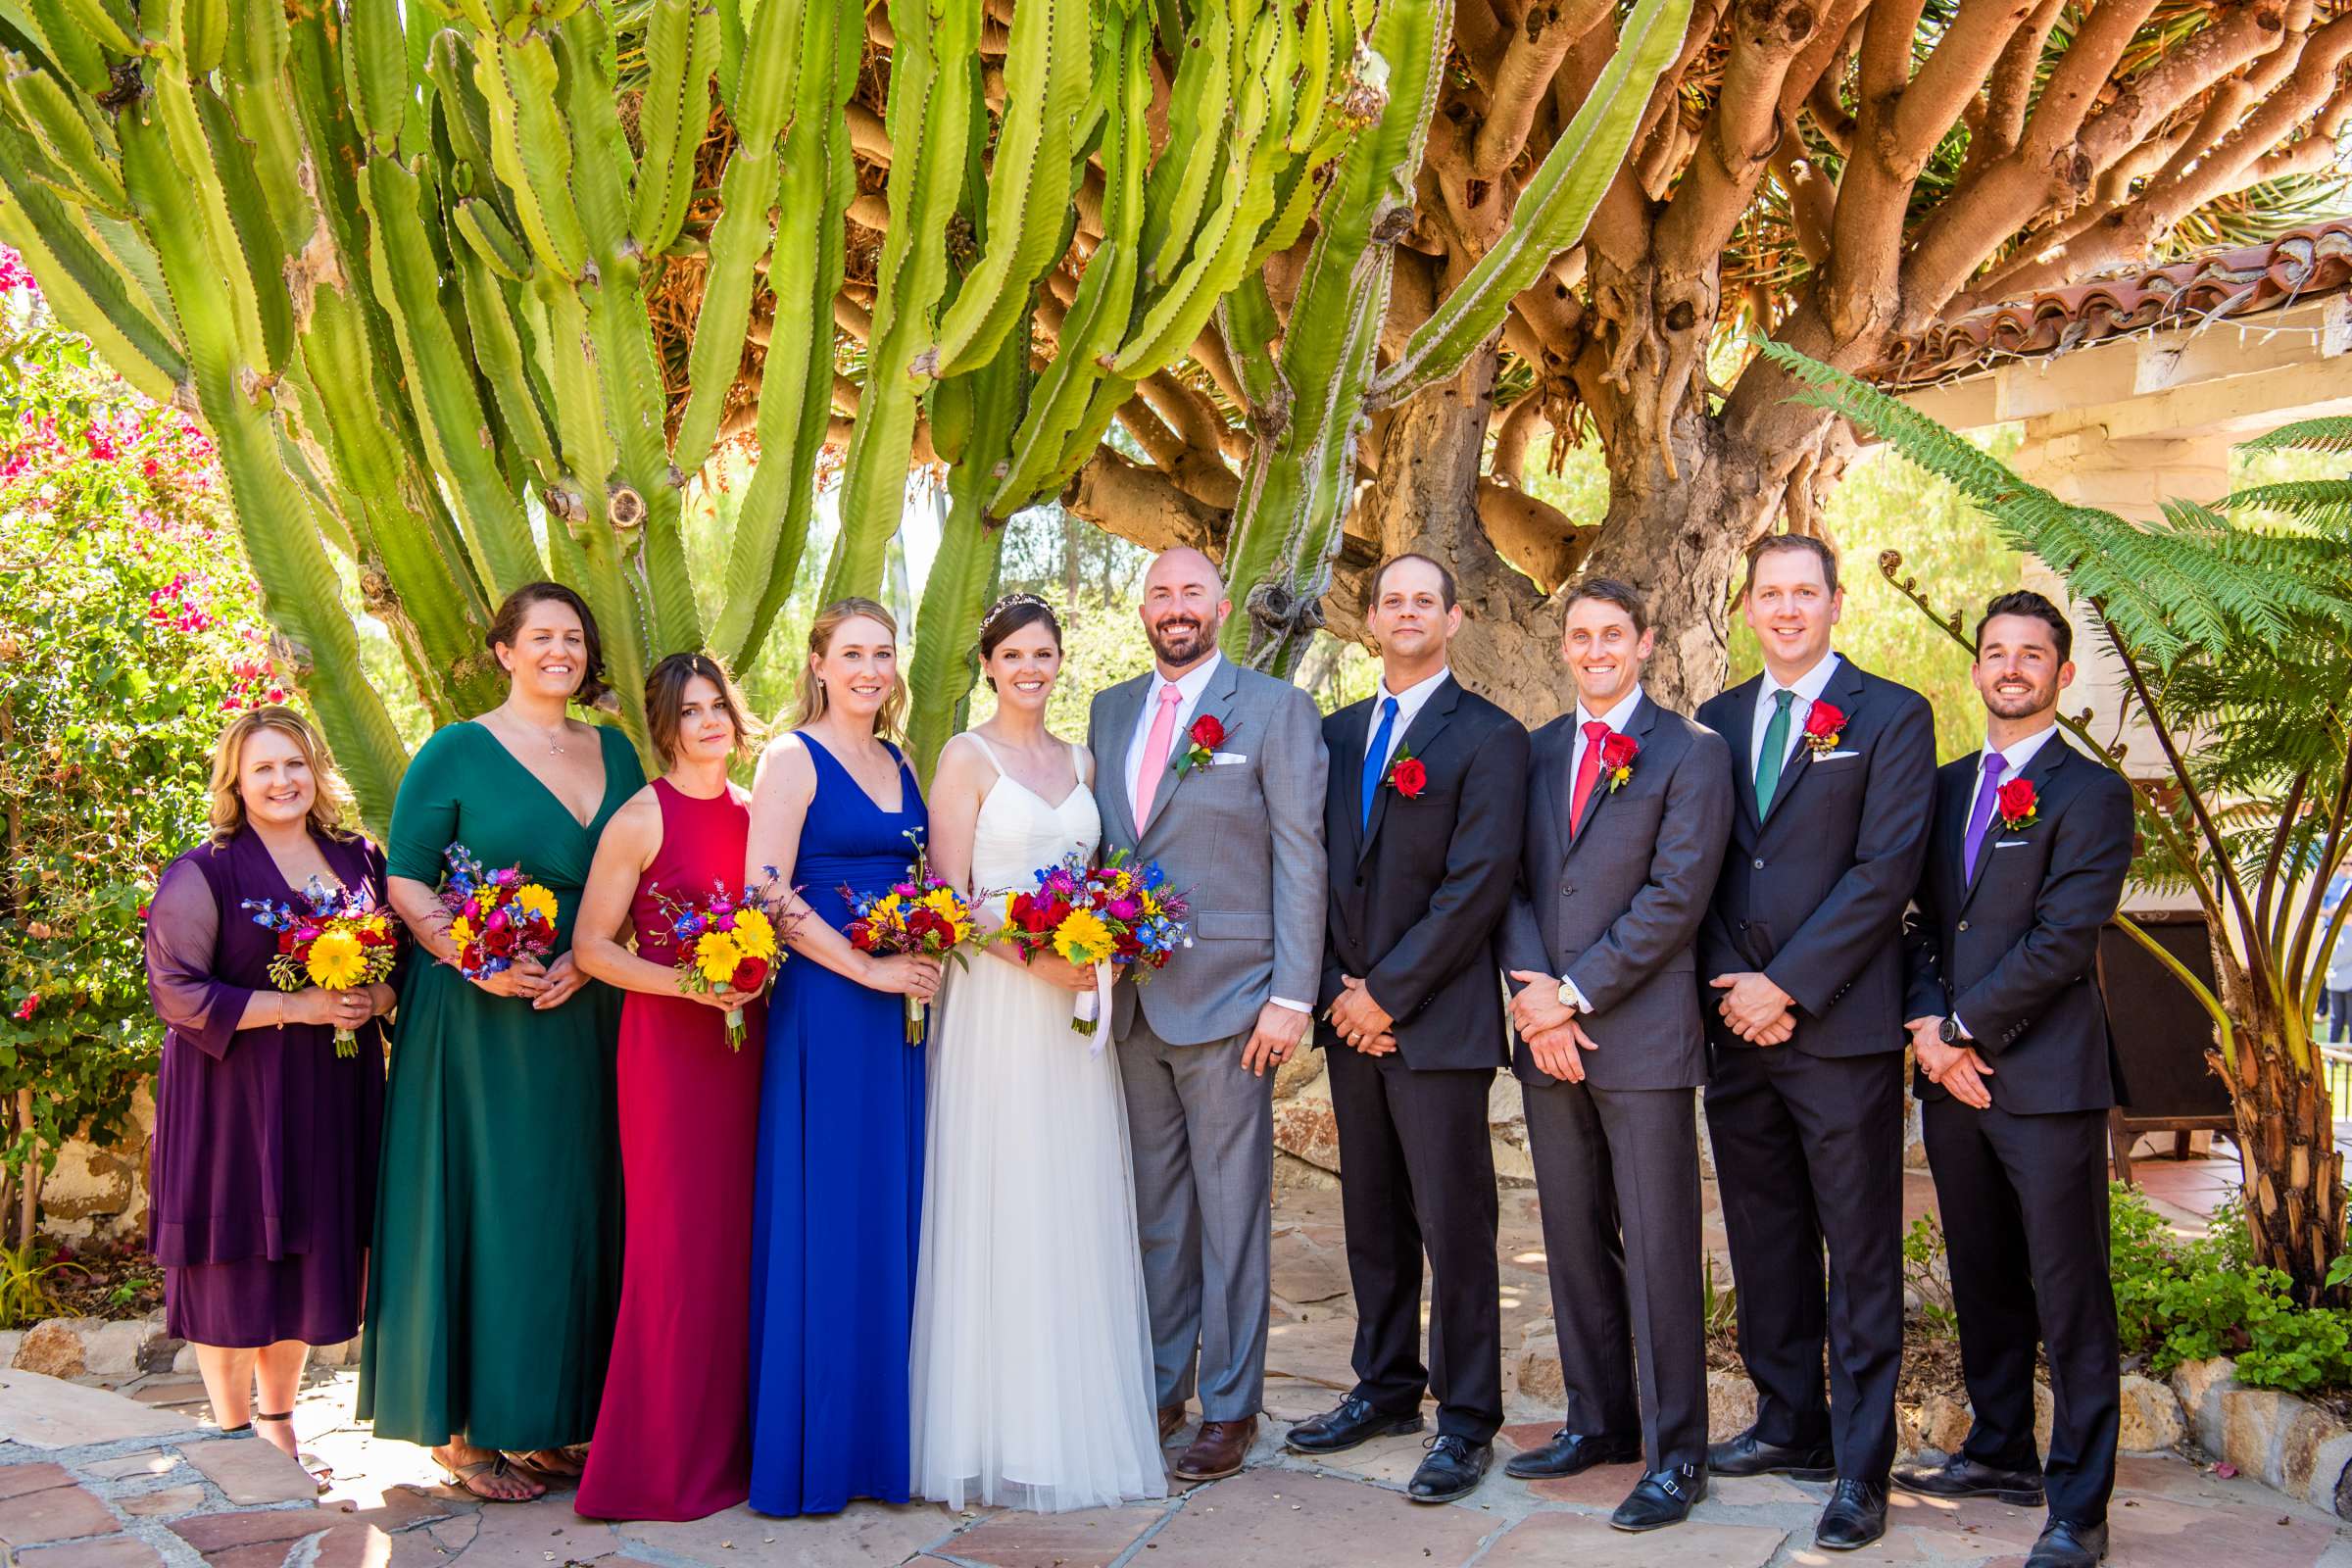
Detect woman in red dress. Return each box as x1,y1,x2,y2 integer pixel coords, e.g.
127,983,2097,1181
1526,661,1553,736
570,654,768,1520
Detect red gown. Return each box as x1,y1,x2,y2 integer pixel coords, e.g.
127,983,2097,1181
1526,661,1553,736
576,779,764,1521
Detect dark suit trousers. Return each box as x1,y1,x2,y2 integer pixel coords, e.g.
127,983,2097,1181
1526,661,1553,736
1704,1045,1905,1481
1923,1097,2119,1526
1523,1077,1706,1470
1326,1043,1502,1442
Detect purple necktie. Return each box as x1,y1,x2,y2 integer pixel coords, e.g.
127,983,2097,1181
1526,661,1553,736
1962,753,2006,879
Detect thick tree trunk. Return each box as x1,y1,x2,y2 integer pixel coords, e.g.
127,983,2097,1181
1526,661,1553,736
2219,982,2347,1303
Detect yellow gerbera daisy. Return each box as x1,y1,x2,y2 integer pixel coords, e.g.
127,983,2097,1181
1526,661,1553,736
1054,909,1114,965
920,887,963,921
729,906,777,959
514,883,560,925
696,930,743,984
448,913,475,948
306,928,368,990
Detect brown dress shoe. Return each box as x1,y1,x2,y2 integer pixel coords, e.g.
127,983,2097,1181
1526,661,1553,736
1158,1403,1188,1443
1173,1417,1257,1482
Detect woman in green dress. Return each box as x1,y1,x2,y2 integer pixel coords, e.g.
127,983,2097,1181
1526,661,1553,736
361,581,646,1503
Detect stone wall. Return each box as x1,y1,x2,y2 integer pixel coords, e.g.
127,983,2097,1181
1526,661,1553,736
31,1082,153,1245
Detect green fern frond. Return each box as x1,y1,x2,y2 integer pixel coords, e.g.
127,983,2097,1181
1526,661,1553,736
2240,417,2352,456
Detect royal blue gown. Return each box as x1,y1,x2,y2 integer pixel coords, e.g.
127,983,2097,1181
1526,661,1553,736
748,733,929,1517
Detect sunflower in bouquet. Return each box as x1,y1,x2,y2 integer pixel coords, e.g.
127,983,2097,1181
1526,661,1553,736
434,844,561,982
651,871,797,1048
843,831,978,1045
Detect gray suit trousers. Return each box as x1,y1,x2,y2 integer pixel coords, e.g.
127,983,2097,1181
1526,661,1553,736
1523,1078,1707,1471
1117,1013,1275,1422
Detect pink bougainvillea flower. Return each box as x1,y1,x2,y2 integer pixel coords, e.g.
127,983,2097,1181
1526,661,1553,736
12,995,38,1022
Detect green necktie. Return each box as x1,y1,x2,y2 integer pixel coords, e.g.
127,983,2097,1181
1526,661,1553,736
1755,688,1794,815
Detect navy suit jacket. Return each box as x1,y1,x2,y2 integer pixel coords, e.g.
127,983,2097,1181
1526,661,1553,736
1696,659,1936,1058
1317,676,1529,1072
1902,735,2135,1114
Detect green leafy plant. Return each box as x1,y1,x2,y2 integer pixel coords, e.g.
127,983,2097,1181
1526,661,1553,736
0,1240,68,1329
1901,1213,1961,1341
2109,1185,2352,1394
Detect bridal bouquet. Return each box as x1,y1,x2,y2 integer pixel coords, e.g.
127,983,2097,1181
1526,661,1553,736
649,872,795,1048
843,831,977,1045
241,878,399,1056
997,851,1191,1046
434,844,560,984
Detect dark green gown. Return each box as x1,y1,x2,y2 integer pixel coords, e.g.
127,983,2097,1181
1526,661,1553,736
359,719,645,1449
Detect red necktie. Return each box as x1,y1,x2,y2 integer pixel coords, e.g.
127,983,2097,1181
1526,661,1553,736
1568,720,1611,838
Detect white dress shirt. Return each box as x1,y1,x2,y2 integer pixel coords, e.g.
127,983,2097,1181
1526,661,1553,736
1749,652,1843,777
1555,685,1644,1012
1125,652,1225,810
1949,721,2063,1041
1124,651,1309,1016
1364,666,1451,771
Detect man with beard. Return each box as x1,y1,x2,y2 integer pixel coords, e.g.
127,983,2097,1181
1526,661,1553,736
1087,546,1329,1482
1283,554,1527,1504
1499,579,1732,1532
1693,535,1936,1552
1895,591,2133,1568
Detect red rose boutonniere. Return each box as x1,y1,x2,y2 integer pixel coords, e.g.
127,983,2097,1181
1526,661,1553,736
1600,731,1641,792
1801,700,1846,756
1996,777,2038,831
1386,746,1427,799
1175,713,1227,777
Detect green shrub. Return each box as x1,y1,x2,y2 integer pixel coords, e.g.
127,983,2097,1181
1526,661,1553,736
2109,1184,2352,1394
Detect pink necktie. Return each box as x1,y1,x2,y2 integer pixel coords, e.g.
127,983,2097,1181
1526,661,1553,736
1132,683,1184,825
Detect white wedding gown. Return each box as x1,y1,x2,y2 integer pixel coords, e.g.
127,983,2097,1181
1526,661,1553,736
908,736,1167,1512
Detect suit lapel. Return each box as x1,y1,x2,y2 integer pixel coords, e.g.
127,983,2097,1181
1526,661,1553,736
1568,694,1655,851
1719,676,1764,836
1142,656,1240,839
1360,676,1459,862
1540,718,1577,858
1103,676,1148,845
1762,658,1863,824
1336,697,1374,863
1960,736,2071,910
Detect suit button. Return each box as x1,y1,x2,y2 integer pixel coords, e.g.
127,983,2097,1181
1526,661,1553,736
1354,873,1365,887
1737,920,1748,931
1958,919,1970,932
1751,858,1764,870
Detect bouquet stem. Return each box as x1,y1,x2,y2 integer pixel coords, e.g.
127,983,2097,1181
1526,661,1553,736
725,1007,746,1051
332,1027,358,1059
905,993,925,1046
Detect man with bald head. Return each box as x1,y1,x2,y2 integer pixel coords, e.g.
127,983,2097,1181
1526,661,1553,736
1089,546,1330,1482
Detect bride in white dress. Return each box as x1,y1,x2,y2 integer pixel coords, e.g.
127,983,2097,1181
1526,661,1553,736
909,595,1166,1512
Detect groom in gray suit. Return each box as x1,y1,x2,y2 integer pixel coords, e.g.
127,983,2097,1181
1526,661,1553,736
1087,546,1330,1482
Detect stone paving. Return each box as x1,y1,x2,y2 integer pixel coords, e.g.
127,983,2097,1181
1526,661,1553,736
2,1182,2328,1568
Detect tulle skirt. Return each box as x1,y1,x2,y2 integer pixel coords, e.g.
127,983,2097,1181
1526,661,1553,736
908,954,1168,1512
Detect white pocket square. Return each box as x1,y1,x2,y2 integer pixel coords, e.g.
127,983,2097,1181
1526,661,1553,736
1995,838,2029,848
1816,750,1860,761
1209,752,1249,765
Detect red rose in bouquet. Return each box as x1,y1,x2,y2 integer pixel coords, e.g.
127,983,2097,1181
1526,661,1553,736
732,956,771,993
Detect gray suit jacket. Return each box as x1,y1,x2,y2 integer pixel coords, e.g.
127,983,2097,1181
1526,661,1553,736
1088,657,1330,1046
1499,694,1734,1091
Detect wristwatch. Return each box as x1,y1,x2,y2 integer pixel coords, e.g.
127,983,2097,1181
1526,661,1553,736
1557,977,1583,1012
1937,1015,1963,1045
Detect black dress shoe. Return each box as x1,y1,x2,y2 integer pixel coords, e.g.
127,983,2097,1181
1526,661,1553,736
1707,1425,1838,1481
1284,1395,1424,1454
1814,1478,1889,1551
1609,1462,1707,1532
1893,1453,2046,1505
2025,1519,2109,1567
1502,1428,1642,1479
1406,1435,1492,1503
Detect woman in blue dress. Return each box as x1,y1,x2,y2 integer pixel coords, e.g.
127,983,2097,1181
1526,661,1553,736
742,597,944,1517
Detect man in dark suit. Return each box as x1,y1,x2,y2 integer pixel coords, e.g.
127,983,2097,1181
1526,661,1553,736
1894,591,2134,1568
1283,554,1530,1504
1693,535,1936,1551
1497,578,1734,1533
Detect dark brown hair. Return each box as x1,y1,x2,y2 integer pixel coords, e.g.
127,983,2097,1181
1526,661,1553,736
487,581,609,706
978,595,1062,692
644,651,762,769
1563,576,1649,634
1741,533,1840,598
1366,553,1458,612
1976,589,2073,663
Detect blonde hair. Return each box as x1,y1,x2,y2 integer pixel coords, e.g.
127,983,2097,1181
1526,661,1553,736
645,650,764,769
207,707,355,846
789,598,906,737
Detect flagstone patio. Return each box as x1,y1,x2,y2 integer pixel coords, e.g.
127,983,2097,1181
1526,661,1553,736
0,1174,2309,1568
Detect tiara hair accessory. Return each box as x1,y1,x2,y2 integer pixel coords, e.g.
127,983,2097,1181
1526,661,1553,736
977,591,1054,640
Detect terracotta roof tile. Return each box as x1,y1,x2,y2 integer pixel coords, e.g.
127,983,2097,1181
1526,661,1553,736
1866,220,2352,387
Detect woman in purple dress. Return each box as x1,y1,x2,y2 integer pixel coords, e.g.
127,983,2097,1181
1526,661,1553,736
144,708,395,1464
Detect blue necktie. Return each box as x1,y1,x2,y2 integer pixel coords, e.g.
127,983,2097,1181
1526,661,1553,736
1360,696,1399,831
